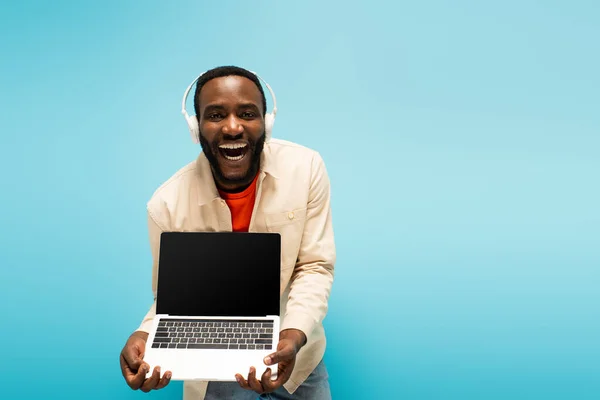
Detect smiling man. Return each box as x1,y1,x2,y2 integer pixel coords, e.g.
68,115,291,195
119,66,336,400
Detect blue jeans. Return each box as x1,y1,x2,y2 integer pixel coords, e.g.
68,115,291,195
204,359,331,400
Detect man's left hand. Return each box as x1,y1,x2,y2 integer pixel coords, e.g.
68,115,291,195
235,329,306,394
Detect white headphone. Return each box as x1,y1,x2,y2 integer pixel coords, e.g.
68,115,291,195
181,70,278,144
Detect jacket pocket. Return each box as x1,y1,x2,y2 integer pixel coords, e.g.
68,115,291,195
264,207,307,270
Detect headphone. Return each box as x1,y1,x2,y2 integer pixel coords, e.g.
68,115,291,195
181,70,278,144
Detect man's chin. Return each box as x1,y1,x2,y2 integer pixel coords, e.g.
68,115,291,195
213,163,257,190
220,173,250,184
217,160,252,180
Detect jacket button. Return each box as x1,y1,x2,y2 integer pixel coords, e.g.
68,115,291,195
288,212,294,220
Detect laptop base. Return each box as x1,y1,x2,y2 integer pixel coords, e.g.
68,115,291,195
143,314,280,381
144,348,279,382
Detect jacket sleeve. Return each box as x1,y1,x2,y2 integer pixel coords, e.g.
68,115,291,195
135,210,163,334
279,152,336,338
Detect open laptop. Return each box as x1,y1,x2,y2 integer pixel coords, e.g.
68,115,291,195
143,231,281,381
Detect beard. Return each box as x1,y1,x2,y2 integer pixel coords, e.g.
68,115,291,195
198,130,266,191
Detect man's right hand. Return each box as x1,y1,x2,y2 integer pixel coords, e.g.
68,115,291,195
119,331,172,392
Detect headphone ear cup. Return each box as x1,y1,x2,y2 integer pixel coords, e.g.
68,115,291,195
264,113,275,140
187,115,200,144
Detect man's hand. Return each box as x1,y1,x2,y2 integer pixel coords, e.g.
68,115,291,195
235,329,306,394
119,331,172,392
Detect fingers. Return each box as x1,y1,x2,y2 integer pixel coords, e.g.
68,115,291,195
236,367,265,394
131,363,150,390
121,355,171,392
263,361,293,391
120,353,149,390
253,365,286,393
260,367,276,390
247,367,263,393
235,373,251,391
140,366,161,392
154,370,172,390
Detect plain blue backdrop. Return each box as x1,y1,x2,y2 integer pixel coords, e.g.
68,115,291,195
1,1,599,399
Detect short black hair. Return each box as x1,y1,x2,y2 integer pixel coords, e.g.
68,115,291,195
193,65,267,118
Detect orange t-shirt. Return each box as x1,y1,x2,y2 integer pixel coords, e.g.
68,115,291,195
217,174,259,232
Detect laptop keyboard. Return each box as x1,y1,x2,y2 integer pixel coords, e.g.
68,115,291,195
151,318,275,350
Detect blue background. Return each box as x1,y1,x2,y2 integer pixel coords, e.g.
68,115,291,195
1,1,599,399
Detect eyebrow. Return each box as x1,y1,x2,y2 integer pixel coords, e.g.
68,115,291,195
203,102,260,112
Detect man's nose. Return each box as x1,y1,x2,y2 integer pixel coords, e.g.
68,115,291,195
222,115,243,135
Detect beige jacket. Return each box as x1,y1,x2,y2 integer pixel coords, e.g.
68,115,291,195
135,138,336,399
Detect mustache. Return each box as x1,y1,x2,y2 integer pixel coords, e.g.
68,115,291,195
203,132,265,153
209,138,258,151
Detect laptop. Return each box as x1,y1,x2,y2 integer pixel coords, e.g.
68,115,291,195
143,231,281,381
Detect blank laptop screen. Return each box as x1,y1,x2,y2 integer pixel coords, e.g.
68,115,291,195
155,232,281,317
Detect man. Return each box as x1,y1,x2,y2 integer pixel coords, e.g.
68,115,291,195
119,65,336,400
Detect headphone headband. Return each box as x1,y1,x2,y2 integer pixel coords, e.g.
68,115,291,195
181,70,278,144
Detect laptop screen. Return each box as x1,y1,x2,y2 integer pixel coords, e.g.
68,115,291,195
155,232,281,317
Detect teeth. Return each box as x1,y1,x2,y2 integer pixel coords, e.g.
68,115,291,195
223,154,244,161
219,143,247,149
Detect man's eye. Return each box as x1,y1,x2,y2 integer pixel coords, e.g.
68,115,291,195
208,113,223,120
241,111,256,118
